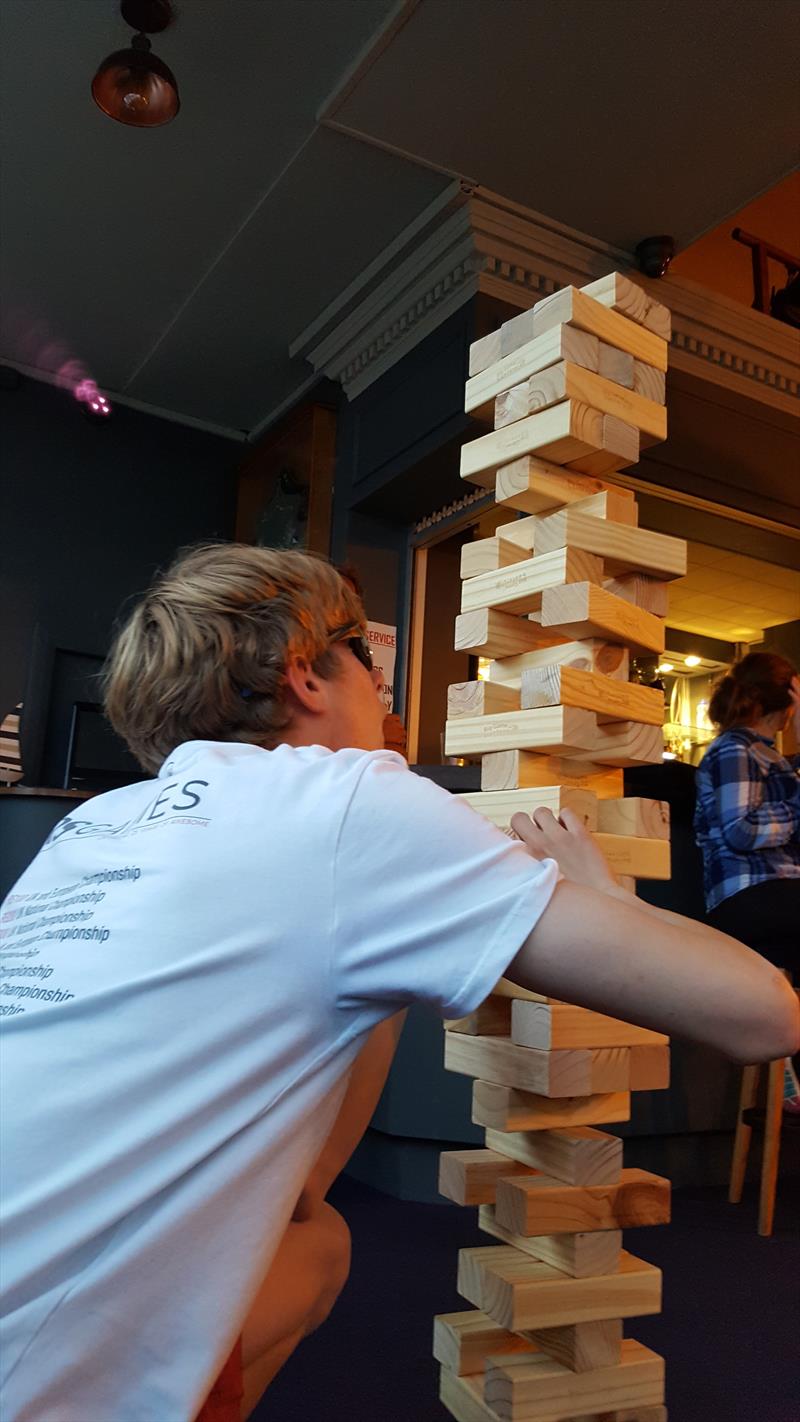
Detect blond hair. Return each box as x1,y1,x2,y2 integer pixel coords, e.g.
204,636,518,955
104,543,364,773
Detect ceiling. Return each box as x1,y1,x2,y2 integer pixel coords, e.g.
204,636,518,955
667,542,800,643
1,0,798,437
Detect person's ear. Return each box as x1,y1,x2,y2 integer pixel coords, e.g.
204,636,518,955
283,655,329,716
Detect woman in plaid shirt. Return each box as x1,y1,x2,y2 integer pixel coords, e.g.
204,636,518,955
694,651,800,979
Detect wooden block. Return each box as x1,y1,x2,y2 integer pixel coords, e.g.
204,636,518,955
434,1310,536,1376
495,1168,671,1238
458,1246,662,1332
592,833,671,880
520,665,664,726
497,494,636,555
603,574,669,617
629,1044,671,1091
491,979,550,1004
446,998,514,1036
461,549,604,618
495,364,667,444
470,328,503,377
444,1033,630,1098
568,415,641,474
532,509,686,580
440,1366,501,1422
460,787,598,832
494,457,613,514
485,1125,623,1187
461,401,640,488
473,1081,631,1133
462,536,531,579
633,360,666,404
481,750,625,798
597,342,635,388
540,583,665,655
581,271,672,341
479,1205,623,1279
489,640,630,691
444,706,598,759
466,324,601,419
596,797,670,839
529,287,669,370
438,1148,538,1206
567,721,664,769
449,681,521,718
455,609,567,660
526,1318,622,1374
484,1337,664,1420
511,1002,669,1052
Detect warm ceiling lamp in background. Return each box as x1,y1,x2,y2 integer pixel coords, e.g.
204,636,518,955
92,0,179,127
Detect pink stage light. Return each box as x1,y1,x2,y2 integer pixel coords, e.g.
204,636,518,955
74,377,112,416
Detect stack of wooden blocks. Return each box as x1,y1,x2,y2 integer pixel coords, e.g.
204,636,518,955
433,272,687,1422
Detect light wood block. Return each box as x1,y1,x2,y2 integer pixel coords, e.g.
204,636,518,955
461,401,640,487
462,537,531,580
489,640,629,691
465,325,600,419
494,457,615,514
470,328,503,377
481,750,624,798
603,574,669,617
444,1034,630,1098
491,979,550,1004
597,342,635,387
494,363,667,444
461,548,603,618
596,797,670,839
523,286,669,369
592,833,671,880
633,360,667,404
511,1002,669,1052
495,1169,671,1238
434,1310,536,1376
567,721,664,769
472,1082,631,1133
460,787,598,832
581,271,672,341
540,583,665,655
567,414,641,474
526,1318,622,1374
498,492,637,552
455,609,567,660
532,509,686,580
449,682,522,718
444,706,597,759
446,998,514,1037
484,1337,665,1420
479,1205,623,1279
440,1366,501,1422
439,1148,538,1206
629,1044,671,1090
485,1125,622,1187
520,665,664,726
458,1246,661,1332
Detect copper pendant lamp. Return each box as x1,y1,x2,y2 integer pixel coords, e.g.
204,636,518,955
92,0,179,127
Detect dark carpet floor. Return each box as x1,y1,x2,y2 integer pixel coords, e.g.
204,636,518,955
252,1173,800,1422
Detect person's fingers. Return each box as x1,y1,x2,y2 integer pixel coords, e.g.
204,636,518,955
510,811,549,856
558,807,590,835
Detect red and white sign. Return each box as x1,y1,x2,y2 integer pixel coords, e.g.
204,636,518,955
366,622,397,712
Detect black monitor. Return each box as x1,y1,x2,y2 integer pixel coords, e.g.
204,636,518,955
64,701,148,792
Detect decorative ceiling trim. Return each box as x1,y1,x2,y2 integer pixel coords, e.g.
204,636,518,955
291,184,800,416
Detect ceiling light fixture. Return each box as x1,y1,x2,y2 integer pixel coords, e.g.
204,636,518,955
657,662,674,673
684,655,702,668
92,0,179,127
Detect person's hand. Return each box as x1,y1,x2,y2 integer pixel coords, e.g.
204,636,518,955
510,806,620,894
789,676,800,739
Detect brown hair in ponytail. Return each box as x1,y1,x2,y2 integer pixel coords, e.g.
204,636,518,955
708,650,796,733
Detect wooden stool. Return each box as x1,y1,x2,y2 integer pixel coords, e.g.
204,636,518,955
728,1056,787,1236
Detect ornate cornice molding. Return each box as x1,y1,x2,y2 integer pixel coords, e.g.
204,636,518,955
291,184,800,415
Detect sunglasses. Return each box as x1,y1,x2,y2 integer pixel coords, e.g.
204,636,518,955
328,623,373,672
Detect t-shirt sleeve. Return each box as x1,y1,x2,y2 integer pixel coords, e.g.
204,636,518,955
331,754,559,1019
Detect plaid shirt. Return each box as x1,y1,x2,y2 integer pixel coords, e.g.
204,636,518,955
694,727,800,911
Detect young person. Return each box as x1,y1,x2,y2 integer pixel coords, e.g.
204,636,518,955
1,545,797,1422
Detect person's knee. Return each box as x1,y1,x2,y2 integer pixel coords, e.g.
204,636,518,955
303,1202,350,1336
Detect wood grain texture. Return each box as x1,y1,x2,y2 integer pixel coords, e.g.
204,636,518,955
540,583,665,655
511,1002,669,1052
567,721,664,769
533,509,685,579
446,997,515,1036
455,609,567,659
520,665,664,725
489,640,630,691
490,979,550,1004
494,1169,671,1238
479,1205,623,1279
568,413,641,473
458,1246,662,1332
494,457,612,514
494,363,667,443
448,681,521,718
495,366,569,428
525,1318,622,1374
461,536,530,580
530,287,669,369
484,1337,665,1419
597,341,635,387
603,573,669,617
444,1033,630,1098
596,797,670,839
466,324,600,419
438,1148,538,1206
581,271,672,340
592,833,671,879
472,1081,631,1133
444,706,597,759
498,491,637,553
439,1366,499,1422
480,750,624,798
461,548,603,617
461,401,639,487
433,1310,536,1376
469,328,503,377
633,360,667,404
485,1125,623,1187
459,786,598,832
628,1044,671,1090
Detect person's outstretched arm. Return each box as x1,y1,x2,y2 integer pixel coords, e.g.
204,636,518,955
505,809,799,1066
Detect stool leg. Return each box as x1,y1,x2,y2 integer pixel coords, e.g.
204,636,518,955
758,1057,784,1237
729,1063,759,1203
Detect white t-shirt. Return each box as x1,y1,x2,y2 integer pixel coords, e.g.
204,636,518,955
0,741,557,1421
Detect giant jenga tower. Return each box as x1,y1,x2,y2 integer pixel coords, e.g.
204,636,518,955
433,273,686,1422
